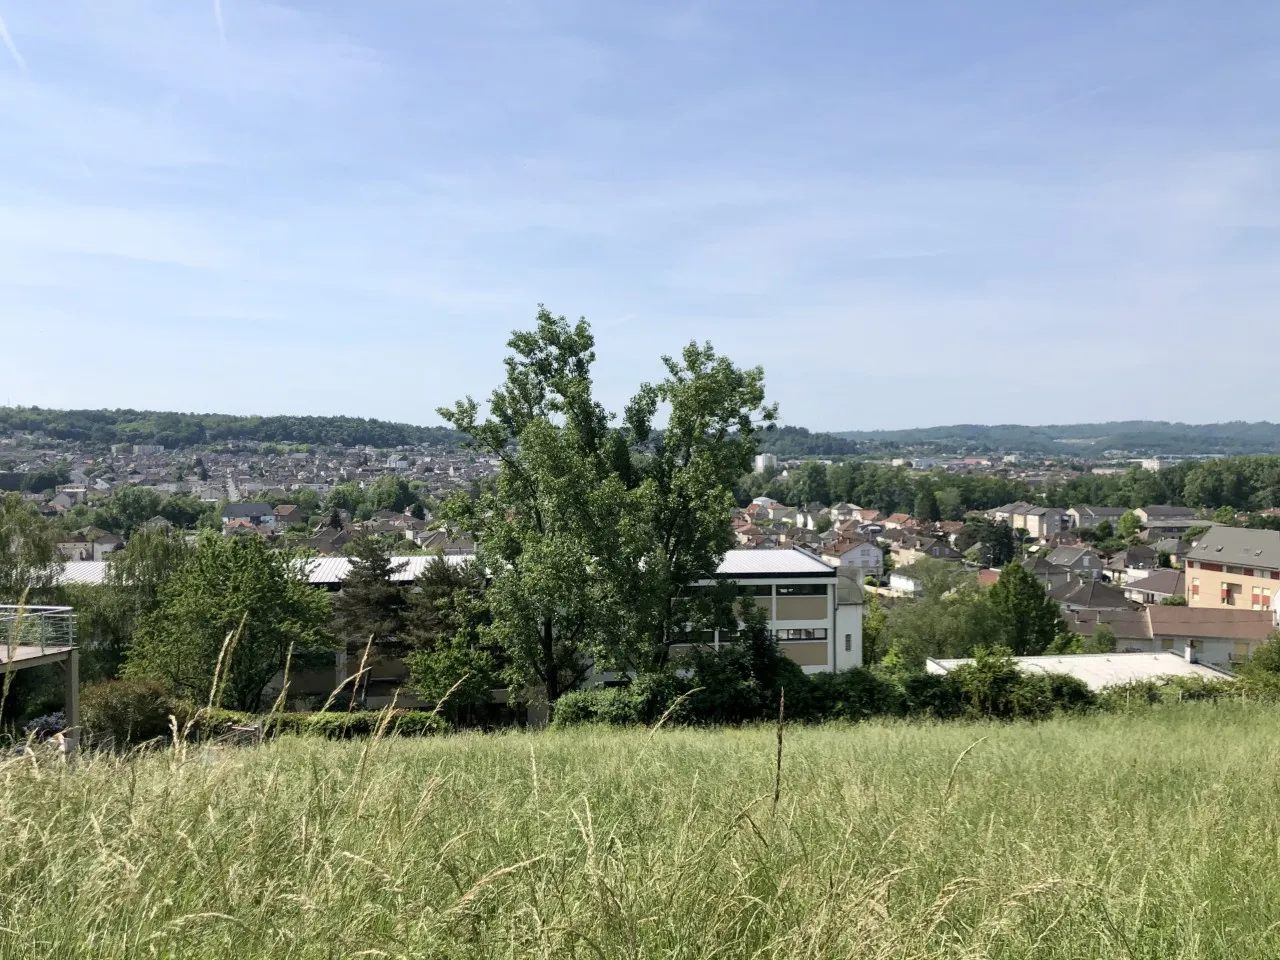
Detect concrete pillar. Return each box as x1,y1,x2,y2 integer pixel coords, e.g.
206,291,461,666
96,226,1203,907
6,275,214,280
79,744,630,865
63,648,80,758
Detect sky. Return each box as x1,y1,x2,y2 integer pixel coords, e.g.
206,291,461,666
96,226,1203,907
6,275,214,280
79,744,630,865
1,1,1278,432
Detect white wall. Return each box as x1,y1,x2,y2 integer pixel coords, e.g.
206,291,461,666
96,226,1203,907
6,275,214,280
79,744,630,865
834,601,864,670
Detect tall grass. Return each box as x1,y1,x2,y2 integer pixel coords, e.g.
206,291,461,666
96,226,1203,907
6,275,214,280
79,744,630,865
2,706,1278,958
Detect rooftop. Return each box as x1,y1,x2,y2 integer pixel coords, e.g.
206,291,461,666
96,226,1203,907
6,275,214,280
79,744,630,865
926,651,1232,691
1186,526,1280,571
715,548,835,578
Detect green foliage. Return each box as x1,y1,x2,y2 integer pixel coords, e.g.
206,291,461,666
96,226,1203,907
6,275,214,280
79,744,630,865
1160,594,1188,606
126,534,334,711
913,486,939,523
988,562,1066,655
753,425,858,457
365,475,416,514
0,492,60,602
551,674,688,727
81,677,187,746
1117,511,1143,539
330,537,408,645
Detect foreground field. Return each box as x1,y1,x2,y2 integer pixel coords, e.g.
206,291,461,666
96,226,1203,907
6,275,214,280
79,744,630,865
2,708,1278,959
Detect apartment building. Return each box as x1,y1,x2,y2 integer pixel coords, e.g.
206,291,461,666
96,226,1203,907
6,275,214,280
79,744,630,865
679,548,864,674
1184,526,1280,613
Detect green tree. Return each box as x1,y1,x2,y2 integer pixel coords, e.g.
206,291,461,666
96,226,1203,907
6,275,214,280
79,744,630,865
1094,519,1114,540
0,493,60,603
988,562,1065,656
438,309,620,704
326,482,365,516
366,475,415,514
1160,594,1188,606
331,536,408,650
936,487,964,522
913,486,940,523
97,486,165,537
1118,511,1143,540
126,534,333,711
405,558,497,725
792,462,830,506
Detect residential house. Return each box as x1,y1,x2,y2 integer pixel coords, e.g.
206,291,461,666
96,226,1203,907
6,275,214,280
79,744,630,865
882,512,914,530
988,501,1036,525
1020,555,1072,593
1016,506,1068,540
54,527,124,562
273,504,304,528
1063,606,1276,668
1135,505,1196,526
1104,545,1160,586
221,502,276,529
1050,578,1139,613
1067,505,1127,530
821,537,884,579
1153,538,1191,568
890,534,963,567
1043,545,1103,579
1184,526,1280,611
1123,569,1185,605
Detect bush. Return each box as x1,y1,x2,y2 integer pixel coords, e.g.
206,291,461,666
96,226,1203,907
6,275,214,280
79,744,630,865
803,668,903,722
81,678,187,746
552,674,691,728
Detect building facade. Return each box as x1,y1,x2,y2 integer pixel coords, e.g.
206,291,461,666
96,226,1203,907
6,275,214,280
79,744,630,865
1184,527,1280,613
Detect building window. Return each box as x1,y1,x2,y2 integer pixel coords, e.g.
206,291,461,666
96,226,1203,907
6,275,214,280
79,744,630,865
844,633,852,652
1191,577,1199,599
740,584,773,597
777,584,828,597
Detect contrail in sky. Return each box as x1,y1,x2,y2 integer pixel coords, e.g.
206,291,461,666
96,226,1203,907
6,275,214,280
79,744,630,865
0,12,27,74
213,0,227,46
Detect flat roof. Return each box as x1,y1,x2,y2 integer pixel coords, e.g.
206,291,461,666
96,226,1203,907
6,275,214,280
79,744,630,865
716,548,835,579
926,651,1232,691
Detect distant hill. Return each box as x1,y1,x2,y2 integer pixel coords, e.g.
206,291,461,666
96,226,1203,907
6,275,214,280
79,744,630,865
756,425,860,457
0,407,463,449
832,421,1280,457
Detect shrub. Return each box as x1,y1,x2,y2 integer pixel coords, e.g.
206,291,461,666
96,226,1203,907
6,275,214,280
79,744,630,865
552,675,691,728
81,678,186,746
804,668,903,722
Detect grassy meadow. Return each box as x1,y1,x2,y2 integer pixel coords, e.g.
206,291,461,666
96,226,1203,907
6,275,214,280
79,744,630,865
2,706,1279,959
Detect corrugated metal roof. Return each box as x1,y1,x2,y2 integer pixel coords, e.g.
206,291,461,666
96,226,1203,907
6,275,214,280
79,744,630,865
926,652,1232,691
300,554,472,585
55,561,108,586
716,548,834,577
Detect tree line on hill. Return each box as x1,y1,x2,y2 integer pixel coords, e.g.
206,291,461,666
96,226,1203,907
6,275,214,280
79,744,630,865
737,457,1280,518
834,421,1280,456
0,407,463,449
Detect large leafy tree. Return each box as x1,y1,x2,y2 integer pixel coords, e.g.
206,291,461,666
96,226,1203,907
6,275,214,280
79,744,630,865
0,493,61,603
988,562,1065,656
612,341,774,669
439,307,772,701
439,309,621,703
127,534,333,711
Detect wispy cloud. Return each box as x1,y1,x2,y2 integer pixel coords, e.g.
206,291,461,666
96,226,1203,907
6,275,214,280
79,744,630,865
0,10,27,74
213,0,226,47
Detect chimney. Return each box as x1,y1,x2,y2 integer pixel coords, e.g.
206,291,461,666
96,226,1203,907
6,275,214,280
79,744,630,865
1184,639,1196,664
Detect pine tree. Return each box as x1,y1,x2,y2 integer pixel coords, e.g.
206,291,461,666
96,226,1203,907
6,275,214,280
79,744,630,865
913,487,940,523
331,537,408,647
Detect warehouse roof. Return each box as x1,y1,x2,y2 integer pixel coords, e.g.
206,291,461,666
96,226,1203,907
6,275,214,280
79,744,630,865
926,652,1232,691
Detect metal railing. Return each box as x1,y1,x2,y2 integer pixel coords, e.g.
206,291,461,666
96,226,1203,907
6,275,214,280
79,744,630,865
1,605,78,655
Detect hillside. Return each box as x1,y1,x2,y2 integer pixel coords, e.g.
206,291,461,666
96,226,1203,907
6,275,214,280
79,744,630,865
0,407,463,449
834,420,1280,456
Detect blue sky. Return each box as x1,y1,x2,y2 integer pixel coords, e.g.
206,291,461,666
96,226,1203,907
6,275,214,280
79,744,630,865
2,1,1277,432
